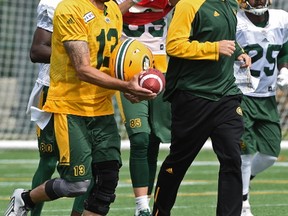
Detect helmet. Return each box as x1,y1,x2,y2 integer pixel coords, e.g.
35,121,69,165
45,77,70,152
109,38,153,81
238,0,269,16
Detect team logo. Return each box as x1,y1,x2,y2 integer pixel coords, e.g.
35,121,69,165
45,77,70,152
83,11,95,23
165,168,173,174
236,107,243,116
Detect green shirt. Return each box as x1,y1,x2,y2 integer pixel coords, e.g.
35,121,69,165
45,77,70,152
164,0,243,101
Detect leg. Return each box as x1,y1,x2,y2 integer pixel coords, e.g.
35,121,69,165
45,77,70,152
5,178,91,216
130,132,152,215
251,152,278,176
241,154,253,199
147,133,160,196
84,161,120,215
31,155,57,216
153,92,211,216
117,92,152,215
210,96,243,216
31,112,58,216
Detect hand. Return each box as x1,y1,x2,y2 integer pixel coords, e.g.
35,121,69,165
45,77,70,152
219,40,235,57
125,73,157,103
277,67,288,91
237,53,251,68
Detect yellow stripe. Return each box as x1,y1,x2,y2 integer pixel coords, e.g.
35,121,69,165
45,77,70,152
115,91,126,124
54,113,70,165
36,90,45,137
153,54,168,73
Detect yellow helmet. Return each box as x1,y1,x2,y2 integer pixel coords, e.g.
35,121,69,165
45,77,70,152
109,38,153,81
238,0,269,15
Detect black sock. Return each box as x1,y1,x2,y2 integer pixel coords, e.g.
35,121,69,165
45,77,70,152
243,193,248,201
21,191,35,210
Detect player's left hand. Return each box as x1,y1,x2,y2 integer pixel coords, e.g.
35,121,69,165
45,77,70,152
237,53,251,68
277,67,288,90
124,73,157,103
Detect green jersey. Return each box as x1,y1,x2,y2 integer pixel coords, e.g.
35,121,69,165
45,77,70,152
164,0,243,101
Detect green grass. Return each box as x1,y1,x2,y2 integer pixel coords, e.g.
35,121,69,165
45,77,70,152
1,148,288,216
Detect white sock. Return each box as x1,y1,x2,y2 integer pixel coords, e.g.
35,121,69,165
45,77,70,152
241,154,253,196
135,195,150,214
251,152,277,176
147,196,151,205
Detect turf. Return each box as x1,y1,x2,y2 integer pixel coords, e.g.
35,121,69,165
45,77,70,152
0,148,288,216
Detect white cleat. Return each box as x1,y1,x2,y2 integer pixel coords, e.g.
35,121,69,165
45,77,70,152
4,189,28,216
241,200,254,216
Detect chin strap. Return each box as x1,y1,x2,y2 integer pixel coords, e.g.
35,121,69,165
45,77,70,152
244,0,268,16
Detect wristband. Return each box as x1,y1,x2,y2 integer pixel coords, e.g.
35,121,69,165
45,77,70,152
132,0,141,4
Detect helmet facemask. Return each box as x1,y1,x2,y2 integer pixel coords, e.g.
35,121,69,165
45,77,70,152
238,0,269,16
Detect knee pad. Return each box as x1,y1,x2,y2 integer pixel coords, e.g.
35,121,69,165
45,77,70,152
84,161,120,215
130,132,149,158
45,178,90,200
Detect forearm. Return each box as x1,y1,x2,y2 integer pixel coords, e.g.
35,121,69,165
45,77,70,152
76,65,130,93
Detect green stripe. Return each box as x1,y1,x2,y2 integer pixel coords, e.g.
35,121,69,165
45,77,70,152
115,39,135,80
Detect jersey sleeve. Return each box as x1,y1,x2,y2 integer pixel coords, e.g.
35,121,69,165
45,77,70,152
36,0,62,32
37,1,53,32
277,40,288,66
166,0,219,61
54,4,88,42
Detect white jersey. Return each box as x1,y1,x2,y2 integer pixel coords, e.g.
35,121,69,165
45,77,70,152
236,9,288,97
26,0,61,126
36,0,62,86
116,0,168,55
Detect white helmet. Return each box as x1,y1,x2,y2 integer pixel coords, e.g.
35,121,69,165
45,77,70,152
238,0,269,16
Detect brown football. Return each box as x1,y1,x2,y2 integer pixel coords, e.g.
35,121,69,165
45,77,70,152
138,68,166,95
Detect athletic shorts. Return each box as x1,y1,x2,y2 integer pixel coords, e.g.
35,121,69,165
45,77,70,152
54,114,121,182
240,95,281,157
116,88,171,143
36,86,58,158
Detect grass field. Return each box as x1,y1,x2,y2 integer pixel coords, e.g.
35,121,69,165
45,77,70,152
1,148,288,216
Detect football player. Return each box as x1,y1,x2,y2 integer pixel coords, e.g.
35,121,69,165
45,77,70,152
115,0,179,215
236,0,288,215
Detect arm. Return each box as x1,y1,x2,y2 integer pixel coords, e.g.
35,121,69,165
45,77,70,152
166,1,235,61
276,41,288,89
64,40,156,101
277,40,288,70
30,27,52,63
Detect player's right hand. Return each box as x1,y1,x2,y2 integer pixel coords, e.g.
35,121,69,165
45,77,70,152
219,40,236,57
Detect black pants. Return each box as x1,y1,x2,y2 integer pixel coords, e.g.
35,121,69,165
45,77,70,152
152,91,244,216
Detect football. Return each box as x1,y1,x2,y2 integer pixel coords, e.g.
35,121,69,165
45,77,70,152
138,68,166,95
109,38,153,81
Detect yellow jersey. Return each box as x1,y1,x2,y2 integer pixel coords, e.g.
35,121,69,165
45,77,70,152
44,0,122,116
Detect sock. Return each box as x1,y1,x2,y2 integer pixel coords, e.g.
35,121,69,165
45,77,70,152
251,152,277,176
241,154,253,196
22,191,36,210
147,196,151,205
243,193,248,201
135,195,150,213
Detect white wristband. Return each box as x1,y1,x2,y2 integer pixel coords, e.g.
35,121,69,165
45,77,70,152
132,0,141,3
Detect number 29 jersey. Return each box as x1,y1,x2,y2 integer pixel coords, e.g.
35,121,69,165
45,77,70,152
236,9,288,97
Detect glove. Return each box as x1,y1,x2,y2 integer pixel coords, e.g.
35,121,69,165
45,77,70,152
277,67,288,90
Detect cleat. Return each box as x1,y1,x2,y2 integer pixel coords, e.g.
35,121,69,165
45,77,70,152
241,200,254,216
4,189,29,216
135,208,151,216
